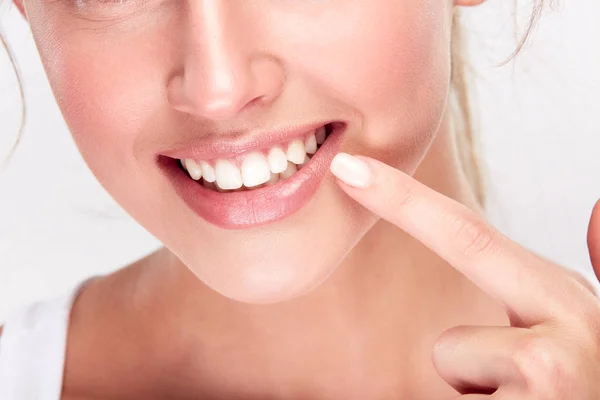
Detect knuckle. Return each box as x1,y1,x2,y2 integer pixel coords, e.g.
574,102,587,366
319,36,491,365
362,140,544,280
448,210,497,258
513,336,574,399
569,270,597,296
554,291,600,345
577,303,600,342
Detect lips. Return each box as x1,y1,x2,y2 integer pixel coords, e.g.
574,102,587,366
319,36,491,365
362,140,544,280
157,122,346,229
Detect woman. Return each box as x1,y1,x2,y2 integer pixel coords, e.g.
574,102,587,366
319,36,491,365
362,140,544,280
1,0,600,398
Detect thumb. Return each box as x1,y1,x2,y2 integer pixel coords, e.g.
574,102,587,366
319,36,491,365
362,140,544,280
586,199,600,282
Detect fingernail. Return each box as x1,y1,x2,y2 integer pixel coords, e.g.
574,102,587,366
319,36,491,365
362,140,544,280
330,153,373,188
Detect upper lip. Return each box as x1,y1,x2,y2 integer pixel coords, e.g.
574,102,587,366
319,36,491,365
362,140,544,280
161,120,335,161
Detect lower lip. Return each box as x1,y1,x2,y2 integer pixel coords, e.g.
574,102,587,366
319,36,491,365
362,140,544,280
158,123,346,229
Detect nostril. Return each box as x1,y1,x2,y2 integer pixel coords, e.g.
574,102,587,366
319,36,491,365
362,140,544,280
167,53,284,121
184,80,259,121
246,94,267,108
167,69,247,120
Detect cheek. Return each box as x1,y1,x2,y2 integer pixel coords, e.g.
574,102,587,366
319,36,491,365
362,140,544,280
48,50,152,161
30,1,451,215
287,1,452,171
30,17,167,202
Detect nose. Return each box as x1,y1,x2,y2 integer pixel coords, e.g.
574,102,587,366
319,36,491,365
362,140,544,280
167,2,284,121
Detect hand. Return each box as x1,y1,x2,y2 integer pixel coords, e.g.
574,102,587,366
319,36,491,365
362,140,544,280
329,153,600,399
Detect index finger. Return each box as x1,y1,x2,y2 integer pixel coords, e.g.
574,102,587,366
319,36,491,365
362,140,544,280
330,153,581,326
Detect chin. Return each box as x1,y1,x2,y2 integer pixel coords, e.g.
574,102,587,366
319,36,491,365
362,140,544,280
190,255,340,305
173,188,374,305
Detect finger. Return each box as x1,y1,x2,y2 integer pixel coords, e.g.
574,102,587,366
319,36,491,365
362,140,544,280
566,268,597,296
330,153,579,324
447,395,493,400
433,325,529,395
452,388,530,400
448,389,527,400
587,199,600,282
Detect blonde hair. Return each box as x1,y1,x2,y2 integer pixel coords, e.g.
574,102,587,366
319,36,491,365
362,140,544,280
0,3,25,171
1,2,546,202
451,1,547,206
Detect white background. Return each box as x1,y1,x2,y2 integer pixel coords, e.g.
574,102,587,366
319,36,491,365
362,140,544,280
1,1,599,321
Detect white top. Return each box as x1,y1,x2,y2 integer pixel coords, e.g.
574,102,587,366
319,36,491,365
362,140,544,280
0,278,93,400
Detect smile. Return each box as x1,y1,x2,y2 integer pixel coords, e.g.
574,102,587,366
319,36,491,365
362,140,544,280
180,125,330,192
158,122,346,229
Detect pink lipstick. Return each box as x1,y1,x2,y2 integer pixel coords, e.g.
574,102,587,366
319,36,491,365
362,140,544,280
158,122,346,229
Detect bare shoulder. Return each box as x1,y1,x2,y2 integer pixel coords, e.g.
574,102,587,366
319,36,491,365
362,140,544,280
60,251,171,400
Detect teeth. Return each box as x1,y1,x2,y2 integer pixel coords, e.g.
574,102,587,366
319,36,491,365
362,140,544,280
286,139,307,165
316,126,327,144
267,146,288,174
266,172,279,186
299,155,311,168
215,159,243,190
241,152,271,188
304,132,317,155
202,180,216,190
182,125,331,190
280,161,298,179
199,161,216,183
184,159,202,180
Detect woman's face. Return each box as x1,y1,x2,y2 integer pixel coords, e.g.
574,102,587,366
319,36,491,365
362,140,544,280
18,0,459,303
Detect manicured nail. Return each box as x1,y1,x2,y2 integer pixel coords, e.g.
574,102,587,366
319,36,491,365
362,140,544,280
330,153,373,188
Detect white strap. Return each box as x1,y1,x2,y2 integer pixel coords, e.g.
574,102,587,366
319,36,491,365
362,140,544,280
0,279,94,400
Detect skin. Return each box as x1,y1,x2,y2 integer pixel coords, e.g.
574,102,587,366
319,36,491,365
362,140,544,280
16,0,458,304
3,0,599,398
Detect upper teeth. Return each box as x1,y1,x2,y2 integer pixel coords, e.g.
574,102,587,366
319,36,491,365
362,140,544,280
305,133,317,154
181,126,327,190
285,139,306,165
200,161,216,183
267,146,288,174
240,152,270,188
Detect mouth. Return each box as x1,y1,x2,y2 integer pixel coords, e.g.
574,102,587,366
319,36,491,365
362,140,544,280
157,121,346,229
179,123,333,192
